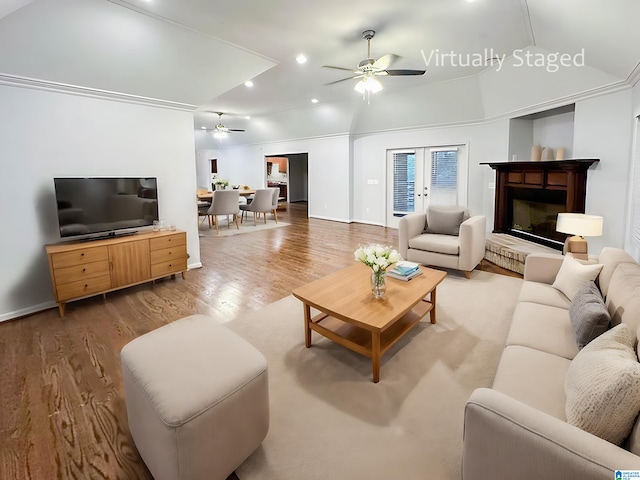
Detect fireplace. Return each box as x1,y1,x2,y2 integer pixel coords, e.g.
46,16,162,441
482,159,599,250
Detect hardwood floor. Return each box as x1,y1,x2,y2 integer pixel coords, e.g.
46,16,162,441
0,203,517,479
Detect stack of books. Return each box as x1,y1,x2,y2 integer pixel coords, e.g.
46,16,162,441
387,261,423,281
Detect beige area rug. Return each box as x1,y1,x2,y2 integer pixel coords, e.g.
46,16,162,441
198,218,290,237
224,270,523,480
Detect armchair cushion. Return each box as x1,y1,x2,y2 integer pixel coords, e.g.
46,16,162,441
565,323,640,445
568,281,610,349
408,234,459,255
423,206,466,236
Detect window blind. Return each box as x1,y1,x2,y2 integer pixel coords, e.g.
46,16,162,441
392,151,415,216
429,149,458,205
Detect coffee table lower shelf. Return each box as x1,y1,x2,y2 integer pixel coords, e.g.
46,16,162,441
306,299,433,382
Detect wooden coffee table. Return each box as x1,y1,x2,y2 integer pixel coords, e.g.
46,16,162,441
292,263,447,383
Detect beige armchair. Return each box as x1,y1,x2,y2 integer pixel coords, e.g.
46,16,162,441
398,205,486,279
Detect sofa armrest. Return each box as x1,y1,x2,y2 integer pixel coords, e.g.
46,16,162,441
463,388,640,480
458,215,486,272
398,213,426,259
523,253,565,284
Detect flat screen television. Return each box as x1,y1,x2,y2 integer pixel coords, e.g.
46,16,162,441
53,177,159,240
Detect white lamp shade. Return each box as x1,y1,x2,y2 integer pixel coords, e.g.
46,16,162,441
354,75,383,94
556,213,603,237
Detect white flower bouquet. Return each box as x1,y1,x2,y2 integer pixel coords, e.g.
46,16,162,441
355,244,401,298
354,244,402,272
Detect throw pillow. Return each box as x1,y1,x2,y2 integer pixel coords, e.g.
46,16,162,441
424,207,465,236
569,281,611,349
552,254,603,301
565,323,640,445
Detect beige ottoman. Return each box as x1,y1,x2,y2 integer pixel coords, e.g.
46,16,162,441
121,314,269,480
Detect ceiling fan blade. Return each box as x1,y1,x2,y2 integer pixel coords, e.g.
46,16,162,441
227,129,245,132
324,75,363,86
372,53,398,71
322,65,358,72
384,69,426,76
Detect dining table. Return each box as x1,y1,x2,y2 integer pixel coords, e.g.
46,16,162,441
197,189,255,200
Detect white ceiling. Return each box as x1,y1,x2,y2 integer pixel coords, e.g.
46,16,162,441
1,0,639,134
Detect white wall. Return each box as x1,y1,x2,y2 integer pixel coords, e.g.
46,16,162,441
533,111,575,159
0,83,201,321
215,135,351,222
352,121,509,226
573,89,634,253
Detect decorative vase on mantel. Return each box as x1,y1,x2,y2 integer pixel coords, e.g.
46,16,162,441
370,269,387,299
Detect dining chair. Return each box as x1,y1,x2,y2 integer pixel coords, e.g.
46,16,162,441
269,187,279,223
197,200,212,227
207,189,240,234
239,188,273,225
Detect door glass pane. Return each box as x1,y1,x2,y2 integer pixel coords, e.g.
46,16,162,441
393,152,415,217
430,150,458,205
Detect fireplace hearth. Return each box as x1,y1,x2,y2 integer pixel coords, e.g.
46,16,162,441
482,159,599,250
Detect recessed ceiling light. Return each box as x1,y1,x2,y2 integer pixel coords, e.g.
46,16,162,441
311,98,318,103
244,80,254,87
200,126,206,130
296,54,307,64
245,116,251,120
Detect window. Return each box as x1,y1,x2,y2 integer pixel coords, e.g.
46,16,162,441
430,149,458,205
392,151,415,217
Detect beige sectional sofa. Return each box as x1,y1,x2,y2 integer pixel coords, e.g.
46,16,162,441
463,247,640,479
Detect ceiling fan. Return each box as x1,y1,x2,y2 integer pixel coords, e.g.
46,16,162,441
323,30,426,94
202,112,245,138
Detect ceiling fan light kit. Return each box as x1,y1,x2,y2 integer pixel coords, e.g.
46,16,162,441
204,112,245,139
354,75,383,94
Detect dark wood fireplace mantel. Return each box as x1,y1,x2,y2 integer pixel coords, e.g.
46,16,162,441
481,159,599,247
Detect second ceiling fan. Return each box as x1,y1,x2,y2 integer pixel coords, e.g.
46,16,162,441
323,29,426,93
203,112,245,138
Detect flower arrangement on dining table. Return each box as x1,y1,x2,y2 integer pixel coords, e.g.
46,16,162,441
213,178,229,189
354,244,402,298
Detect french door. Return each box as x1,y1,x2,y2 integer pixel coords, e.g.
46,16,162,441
386,145,468,228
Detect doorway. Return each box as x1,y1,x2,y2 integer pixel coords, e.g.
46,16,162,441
385,145,468,228
265,153,309,212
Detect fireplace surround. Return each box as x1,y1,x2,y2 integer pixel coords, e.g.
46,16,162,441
483,159,599,250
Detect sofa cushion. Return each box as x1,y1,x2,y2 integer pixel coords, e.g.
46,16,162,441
552,254,603,301
565,324,640,445
408,234,459,255
424,206,465,236
492,345,571,420
568,281,610,349
598,247,637,297
506,302,579,360
606,262,640,334
517,280,571,310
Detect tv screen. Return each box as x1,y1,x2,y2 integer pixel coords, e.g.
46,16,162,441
54,177,159,239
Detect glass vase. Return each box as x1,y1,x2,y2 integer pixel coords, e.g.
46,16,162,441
370,269,387,299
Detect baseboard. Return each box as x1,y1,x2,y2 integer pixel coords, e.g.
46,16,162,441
0,300,57,323
308,215,351,223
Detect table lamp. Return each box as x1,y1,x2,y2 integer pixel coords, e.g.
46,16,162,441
556,213,603,260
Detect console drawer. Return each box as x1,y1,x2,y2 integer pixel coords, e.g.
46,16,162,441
51,246,109,269
54,260,110,285
150,246,185,265
56,275,112,302
150,232,186,251
151,258,187,278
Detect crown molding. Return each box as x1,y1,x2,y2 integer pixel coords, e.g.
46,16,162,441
0,73,198,111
